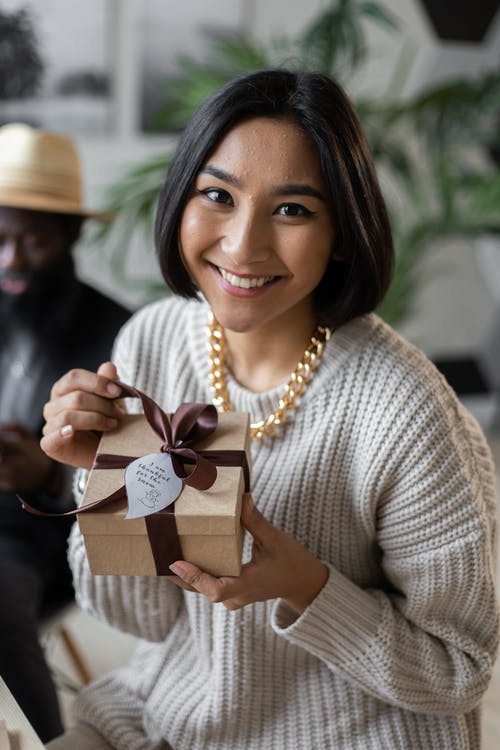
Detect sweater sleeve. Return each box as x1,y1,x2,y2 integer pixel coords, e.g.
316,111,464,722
67,317,185,642
272,390,499,716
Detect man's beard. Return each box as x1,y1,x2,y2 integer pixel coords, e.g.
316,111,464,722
0,256,77,342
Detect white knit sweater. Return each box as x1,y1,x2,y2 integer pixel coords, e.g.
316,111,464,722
68,296,498,750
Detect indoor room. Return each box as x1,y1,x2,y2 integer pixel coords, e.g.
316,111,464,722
0,1,499,748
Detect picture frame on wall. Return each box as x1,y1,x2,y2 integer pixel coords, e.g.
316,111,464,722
0,0,113,134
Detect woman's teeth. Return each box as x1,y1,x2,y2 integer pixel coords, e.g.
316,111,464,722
218,267,275,289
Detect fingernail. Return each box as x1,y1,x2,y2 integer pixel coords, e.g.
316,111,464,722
169,563,184,577
106,383,121,397
60,425,73,437
105,418,118,428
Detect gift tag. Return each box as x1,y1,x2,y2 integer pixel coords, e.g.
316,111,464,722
124,453,183,519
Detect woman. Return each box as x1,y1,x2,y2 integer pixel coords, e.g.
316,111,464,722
43,70,498,750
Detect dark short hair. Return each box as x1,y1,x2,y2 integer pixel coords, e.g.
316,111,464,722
155,69,393,328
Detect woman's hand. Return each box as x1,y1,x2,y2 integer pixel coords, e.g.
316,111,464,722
41,362,124,470
169,493,329,614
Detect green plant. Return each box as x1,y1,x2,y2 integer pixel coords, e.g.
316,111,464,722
372,72,500,322
151,35,273,132
150,1,398,130
299,0,398,74
92,153,171,295
95,0,500,326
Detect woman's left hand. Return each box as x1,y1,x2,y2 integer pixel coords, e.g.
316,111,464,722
169,493,329,614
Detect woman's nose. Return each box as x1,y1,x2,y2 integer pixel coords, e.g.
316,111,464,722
220,208,271,266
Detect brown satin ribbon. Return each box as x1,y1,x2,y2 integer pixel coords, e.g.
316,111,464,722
21,381,250,575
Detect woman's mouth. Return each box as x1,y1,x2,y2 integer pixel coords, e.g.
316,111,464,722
217,266,276,289
208,263,281,297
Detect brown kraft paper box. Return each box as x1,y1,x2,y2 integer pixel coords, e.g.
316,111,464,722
78,411,251,577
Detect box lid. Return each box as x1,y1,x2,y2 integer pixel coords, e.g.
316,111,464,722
78,411,250,537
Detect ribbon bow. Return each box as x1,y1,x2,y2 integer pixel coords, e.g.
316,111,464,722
94,381,219,491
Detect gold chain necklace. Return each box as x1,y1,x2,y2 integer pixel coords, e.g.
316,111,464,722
207,311,331,441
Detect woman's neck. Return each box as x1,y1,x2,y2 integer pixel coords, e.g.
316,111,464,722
222,309,318,393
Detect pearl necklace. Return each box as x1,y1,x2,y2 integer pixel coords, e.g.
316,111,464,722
207,311,331,441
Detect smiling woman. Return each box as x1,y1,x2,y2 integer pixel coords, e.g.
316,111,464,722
156,70,393,332
42,70,498,750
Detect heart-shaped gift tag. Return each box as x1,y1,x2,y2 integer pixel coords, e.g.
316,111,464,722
124,453,183,519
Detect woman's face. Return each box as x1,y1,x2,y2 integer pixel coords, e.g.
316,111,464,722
179,117,334,334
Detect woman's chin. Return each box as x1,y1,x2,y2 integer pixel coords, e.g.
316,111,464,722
213,313,258,334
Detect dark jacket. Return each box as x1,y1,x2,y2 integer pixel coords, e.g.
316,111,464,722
0,278,131,531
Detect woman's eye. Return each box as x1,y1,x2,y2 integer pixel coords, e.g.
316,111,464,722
276,203,313,218
201,188,233,205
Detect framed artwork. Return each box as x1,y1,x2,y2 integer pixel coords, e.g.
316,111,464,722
138,0,245,132
0,0,113,134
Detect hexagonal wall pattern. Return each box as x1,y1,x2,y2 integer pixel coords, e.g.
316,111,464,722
419,0,499,42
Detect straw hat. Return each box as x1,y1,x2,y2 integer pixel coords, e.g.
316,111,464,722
0,123,109,220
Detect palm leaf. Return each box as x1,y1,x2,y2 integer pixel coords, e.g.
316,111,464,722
153,34,272,130
358,2,399,32
300,0,398,76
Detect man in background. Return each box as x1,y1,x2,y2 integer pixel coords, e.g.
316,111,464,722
0,123,130,741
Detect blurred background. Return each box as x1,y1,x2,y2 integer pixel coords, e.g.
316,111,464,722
1,0,499,348
1,0,499,744
2,0,500,426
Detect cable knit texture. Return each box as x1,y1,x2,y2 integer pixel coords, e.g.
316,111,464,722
68,296,498,750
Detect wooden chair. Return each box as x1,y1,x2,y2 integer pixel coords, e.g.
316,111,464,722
38,585,92,689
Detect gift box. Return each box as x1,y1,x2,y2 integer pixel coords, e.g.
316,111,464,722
78,407,251,578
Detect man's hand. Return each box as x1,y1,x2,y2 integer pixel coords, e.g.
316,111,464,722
0,423,56,494
169,493,329,615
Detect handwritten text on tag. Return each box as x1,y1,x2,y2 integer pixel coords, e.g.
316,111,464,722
124,453,183,519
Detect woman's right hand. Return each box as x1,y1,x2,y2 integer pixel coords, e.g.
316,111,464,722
41,361,125,469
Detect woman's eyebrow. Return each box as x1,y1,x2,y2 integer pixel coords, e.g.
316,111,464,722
274,184,325,201
199,166,239,186
199,166,325,201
